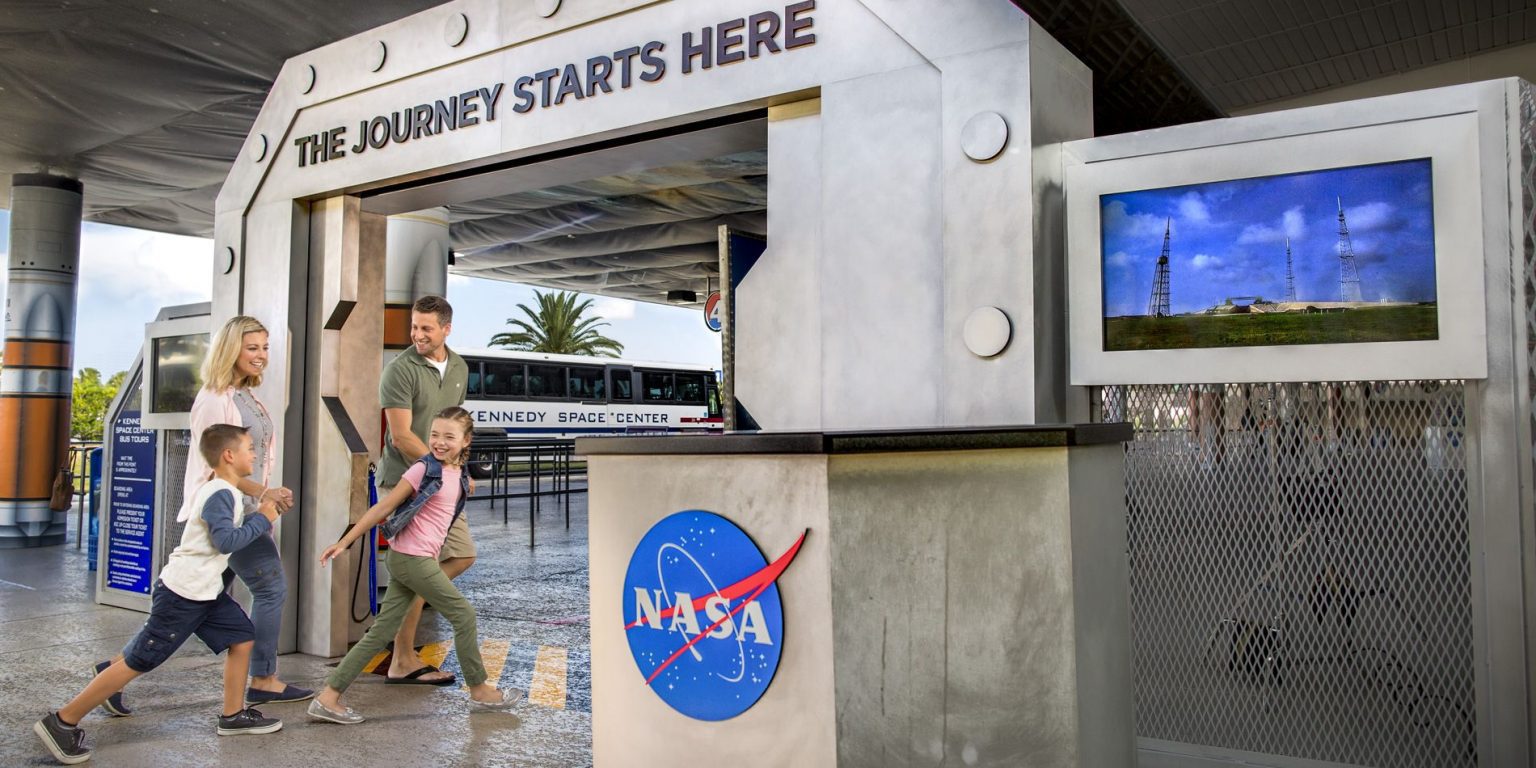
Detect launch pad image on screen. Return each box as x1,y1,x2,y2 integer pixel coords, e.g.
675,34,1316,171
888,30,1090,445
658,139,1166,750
1100,158,1437,352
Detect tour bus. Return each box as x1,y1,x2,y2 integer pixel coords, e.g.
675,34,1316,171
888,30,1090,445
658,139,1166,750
458,347,723,441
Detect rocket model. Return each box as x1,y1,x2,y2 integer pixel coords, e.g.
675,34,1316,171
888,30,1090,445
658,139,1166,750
0,174,82,548
382,208,450,360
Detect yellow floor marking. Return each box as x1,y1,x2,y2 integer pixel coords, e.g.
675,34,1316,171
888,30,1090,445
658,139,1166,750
363,650,391,674
420,639,451,670
529,645,568,709
468,638,512,691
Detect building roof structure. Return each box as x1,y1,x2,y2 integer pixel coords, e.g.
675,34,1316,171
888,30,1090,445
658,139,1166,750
0,0,1530,302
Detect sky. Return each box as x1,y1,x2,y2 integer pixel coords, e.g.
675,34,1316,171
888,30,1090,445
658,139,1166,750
1100,158,1438,317
0,210,722,378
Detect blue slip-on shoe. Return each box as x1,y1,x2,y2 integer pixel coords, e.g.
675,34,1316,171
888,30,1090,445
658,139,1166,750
216,707,282,736
91,660,132,717
245,684,315,706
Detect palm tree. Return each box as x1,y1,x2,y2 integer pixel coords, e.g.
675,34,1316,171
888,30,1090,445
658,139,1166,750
490,290,625,357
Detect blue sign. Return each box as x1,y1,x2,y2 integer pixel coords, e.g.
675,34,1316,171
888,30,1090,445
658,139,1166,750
622,511,806,721
105,412,156,595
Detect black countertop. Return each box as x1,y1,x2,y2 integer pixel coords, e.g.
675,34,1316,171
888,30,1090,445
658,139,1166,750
575,423,1132,456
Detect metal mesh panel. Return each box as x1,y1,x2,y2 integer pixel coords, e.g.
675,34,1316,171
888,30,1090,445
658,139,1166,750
157,429,192,569
1098,382,1476,767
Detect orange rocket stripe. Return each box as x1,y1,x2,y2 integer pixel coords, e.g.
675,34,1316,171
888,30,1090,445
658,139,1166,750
0,396,70,498
1,339,70,368
383,304,412,348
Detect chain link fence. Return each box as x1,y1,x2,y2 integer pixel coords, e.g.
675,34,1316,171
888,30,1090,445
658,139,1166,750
1096,381,1476,767
157,429,192,565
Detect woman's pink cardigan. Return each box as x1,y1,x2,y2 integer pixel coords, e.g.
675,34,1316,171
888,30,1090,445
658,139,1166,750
176,386,277,522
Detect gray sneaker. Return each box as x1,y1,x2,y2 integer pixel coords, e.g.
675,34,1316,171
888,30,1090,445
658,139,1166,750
306,698,364,724
216,707,282,736
33,712,92,765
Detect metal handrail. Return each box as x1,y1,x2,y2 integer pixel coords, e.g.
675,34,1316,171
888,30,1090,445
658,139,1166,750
468,438,587,547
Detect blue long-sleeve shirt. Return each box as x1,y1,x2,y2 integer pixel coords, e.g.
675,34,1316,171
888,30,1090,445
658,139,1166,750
201,489,272,554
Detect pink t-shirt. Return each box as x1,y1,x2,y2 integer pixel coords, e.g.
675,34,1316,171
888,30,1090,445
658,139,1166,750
389,462,463,557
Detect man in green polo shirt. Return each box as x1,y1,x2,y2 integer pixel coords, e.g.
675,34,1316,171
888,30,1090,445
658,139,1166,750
377,295,471,685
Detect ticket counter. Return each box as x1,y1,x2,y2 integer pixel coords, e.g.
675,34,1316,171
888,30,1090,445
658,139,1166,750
578,424,1134,768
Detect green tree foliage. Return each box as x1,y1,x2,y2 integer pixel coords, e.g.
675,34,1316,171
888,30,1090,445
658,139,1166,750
490,290,625,357
71,368,127,441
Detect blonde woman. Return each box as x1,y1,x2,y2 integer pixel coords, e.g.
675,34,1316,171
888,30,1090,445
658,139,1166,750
93,316,312,714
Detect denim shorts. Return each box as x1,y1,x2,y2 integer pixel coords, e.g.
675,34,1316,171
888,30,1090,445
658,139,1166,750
122,580,255,673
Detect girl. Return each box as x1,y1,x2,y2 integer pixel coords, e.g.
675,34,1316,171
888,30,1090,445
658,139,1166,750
309,407,519,723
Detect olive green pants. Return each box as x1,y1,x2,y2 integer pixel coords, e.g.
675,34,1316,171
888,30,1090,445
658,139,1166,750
326,549,486,691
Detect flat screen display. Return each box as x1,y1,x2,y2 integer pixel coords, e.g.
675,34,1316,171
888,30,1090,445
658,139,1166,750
1099,158,1438,351
151,333,208,414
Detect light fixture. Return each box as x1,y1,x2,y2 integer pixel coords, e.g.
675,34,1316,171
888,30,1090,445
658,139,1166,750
667,289,697,305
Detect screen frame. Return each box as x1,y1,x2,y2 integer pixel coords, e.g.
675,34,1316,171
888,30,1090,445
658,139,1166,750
141,314,210,429
1066,109,1488,385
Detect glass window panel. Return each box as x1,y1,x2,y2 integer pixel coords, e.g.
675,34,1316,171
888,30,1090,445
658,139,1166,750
466,363,483,397
483,362,525,397
611,371,633,401
528,365,566,398
642,371,674,402
676,373,707,404
568,367,605,400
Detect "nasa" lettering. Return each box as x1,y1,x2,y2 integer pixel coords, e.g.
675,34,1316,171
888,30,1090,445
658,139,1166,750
632,589,774,644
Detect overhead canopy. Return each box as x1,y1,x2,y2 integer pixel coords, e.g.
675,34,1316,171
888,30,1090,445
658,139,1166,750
448,151,766,306
0,0,1530,302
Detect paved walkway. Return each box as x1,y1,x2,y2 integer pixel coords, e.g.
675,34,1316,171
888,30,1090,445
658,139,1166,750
1,493,593,767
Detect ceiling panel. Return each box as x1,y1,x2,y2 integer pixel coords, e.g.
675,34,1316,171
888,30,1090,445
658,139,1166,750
1114,0,1536,111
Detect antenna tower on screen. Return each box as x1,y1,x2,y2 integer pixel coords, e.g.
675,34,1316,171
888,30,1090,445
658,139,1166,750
1336,197,1363,302
1284,236,1296,302
1147,219,1172,317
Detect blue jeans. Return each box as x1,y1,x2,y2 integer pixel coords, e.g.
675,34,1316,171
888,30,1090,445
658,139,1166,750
227,531,284,678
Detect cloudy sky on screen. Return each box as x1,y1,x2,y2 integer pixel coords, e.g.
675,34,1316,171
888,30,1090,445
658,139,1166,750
1100,158,1437,317
0,210,722,378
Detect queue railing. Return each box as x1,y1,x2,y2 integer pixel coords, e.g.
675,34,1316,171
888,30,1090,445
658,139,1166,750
469,438,586,547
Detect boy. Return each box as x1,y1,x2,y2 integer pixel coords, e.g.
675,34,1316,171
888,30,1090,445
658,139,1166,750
34,424,285,764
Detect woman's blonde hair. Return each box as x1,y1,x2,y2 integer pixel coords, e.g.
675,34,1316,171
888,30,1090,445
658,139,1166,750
203,316,269,392
433,406,475,467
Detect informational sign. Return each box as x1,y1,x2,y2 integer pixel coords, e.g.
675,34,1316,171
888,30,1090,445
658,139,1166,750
105,411,157,595
295,2,817,169
623,510,806,721
703,291,723,332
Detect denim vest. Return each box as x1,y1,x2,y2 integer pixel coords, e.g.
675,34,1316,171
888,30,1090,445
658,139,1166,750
380,453,469,541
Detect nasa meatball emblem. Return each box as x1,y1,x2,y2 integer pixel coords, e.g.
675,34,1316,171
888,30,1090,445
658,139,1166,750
623,511,807,720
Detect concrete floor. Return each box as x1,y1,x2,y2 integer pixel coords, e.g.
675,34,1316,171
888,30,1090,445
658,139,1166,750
1,493,593,767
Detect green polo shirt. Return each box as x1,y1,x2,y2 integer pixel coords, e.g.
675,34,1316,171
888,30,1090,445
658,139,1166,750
378,345,469,487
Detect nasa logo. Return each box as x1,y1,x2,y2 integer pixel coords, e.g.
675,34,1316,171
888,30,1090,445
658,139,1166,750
622,510,807,721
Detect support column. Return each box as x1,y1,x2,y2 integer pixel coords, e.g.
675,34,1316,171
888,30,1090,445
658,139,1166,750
298,195,385,657
0,174,82,548
381,208,449,362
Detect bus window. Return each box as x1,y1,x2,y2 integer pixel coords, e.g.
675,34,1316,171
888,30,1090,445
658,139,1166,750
568,366,604,401
707,382,722,418
641,371,674,402
528,364,566,398
610,370,633,402
466,362,483,397
676,373,707,404
483,362,525,397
